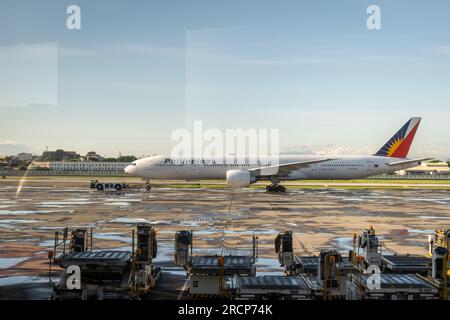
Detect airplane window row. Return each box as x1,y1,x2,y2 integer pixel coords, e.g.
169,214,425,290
321,164,364,167
155,163,253,167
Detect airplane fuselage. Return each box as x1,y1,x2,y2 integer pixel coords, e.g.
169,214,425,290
125,155,420,181
124,117,426,188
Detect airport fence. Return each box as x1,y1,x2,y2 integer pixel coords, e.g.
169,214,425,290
369,174,450,180
0,170,128,177
0,170,449,180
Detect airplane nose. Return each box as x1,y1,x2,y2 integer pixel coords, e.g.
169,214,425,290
124,165,133,174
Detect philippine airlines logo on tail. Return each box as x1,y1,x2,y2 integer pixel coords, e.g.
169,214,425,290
374,117,421,159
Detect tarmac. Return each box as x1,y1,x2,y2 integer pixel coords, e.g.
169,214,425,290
1,176,449,299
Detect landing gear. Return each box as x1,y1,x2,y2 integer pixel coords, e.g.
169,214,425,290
266,184,286,192
266,184,286,193
144,180,152,191
266,177,286,193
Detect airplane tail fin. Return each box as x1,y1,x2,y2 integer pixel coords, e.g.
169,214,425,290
374,117,421,158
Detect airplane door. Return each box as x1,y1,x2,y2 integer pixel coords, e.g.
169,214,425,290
365,160,375,174
144,161,156,178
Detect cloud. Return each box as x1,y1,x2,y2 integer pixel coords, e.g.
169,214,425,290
231,57,335,66
112,44,183,56
281,144,374,155
354,54,422,63
0,141,41,157
432,46,450,55
230,53,426,67
59,44,184,57
187,50,423,68
59,47,98,57
280,144,449,161
409,148,448,161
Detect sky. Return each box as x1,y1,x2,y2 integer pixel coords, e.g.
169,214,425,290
0,0,449,159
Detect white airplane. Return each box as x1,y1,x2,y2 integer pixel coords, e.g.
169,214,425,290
125,117,431,192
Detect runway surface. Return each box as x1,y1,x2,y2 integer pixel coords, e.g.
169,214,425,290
1,177,449,298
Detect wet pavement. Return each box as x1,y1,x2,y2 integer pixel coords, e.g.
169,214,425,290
0,177,449,299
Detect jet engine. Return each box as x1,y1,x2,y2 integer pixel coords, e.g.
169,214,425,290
226,170,255,188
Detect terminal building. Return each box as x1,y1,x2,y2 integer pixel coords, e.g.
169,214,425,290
397,161,450,176
16,153,33,161
31,161,129,172
42,149,80,161
85,151,104,162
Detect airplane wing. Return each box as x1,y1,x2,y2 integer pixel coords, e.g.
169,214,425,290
248,158,338,177
387,157,434,166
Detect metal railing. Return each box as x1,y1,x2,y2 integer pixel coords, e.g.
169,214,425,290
0,170,128,176
369,174,450,180
1,170,449,180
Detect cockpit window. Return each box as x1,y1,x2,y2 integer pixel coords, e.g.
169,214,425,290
131,162,137,166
